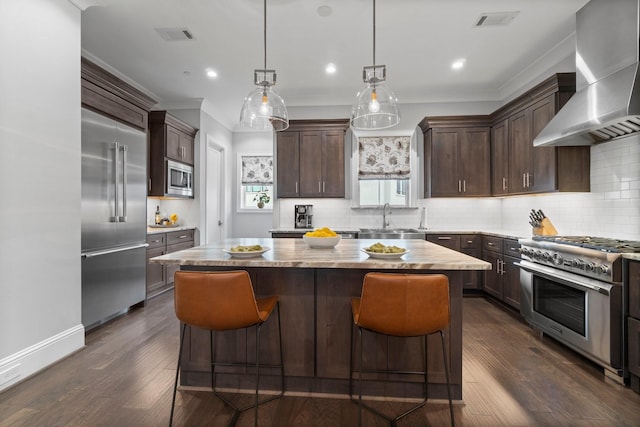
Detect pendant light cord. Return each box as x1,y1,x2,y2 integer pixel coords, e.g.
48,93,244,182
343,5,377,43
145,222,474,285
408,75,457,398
263,0,267,70
372,0,376,67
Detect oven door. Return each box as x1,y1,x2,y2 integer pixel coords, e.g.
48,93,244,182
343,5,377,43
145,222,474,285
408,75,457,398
519,260,622,371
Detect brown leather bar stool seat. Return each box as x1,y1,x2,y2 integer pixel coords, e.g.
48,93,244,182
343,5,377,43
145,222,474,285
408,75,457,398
350,272,455,427
169,270,284,427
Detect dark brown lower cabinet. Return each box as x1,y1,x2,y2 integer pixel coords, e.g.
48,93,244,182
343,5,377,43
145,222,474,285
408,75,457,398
628,260,640,393
482,235,521,310
146,229,194,299
427,234,482,290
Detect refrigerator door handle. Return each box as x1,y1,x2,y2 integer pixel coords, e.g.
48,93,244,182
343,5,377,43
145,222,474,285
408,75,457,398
119,144,128,222
110,142,120,223
82,243,149,258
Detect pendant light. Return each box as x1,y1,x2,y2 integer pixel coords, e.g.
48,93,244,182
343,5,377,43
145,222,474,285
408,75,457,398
239,0,289,131
350,0,400,130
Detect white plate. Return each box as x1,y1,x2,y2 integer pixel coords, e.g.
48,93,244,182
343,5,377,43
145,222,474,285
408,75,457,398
362,249,409,259
222,247,270,258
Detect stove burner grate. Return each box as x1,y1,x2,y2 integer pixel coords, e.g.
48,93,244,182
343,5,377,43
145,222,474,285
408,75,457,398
532,235,640,253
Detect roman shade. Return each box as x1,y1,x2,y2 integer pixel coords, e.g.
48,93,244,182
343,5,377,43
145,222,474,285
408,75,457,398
241,155,273,184
358,136,410,180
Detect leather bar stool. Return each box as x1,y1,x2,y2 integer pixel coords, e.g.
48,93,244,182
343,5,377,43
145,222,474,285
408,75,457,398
350,272,455,427
169,270,284,427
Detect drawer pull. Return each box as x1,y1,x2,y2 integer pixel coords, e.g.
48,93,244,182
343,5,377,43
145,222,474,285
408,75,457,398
487,242,494,246
438,236,452,240
467,240,473,244
178,235,188,239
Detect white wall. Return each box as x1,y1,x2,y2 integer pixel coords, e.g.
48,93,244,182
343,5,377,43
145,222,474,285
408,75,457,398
501,137,640,240
0,0,84,391
231,131,275,238
147,102,234,245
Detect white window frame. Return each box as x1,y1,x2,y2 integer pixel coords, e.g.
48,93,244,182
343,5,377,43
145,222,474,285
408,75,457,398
237,153,273,213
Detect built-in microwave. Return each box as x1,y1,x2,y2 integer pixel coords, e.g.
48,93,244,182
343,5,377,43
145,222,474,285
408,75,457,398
167,159,193,197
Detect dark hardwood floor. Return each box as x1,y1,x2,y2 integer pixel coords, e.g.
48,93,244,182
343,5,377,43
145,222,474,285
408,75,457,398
2,292,640,426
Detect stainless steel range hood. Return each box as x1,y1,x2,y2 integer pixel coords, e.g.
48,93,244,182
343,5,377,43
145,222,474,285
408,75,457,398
534,0,640,147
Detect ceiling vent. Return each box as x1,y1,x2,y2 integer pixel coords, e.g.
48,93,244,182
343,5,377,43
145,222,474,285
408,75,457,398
155,27,195,42
474,12,519,27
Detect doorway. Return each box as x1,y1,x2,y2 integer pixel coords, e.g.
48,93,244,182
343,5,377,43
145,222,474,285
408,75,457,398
206,141,225,243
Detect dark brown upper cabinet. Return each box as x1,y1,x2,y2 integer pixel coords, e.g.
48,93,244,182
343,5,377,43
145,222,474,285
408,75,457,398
420,116,492,197
490,73,590,196
148,111,197,198
276,119,349,198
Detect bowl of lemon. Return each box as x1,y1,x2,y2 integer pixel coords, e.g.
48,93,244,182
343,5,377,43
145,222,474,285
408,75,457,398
302,227,341,248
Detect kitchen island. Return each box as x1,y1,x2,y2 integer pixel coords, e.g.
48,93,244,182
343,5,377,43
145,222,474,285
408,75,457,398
152,238,491,401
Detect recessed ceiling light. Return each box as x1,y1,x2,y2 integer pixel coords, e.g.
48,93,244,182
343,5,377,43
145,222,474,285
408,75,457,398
317,5,332,17
325,63,337,74
206,68,218,78
451,59,466,70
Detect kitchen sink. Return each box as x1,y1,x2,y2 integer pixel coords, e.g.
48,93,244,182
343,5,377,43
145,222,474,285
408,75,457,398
358,228,426,240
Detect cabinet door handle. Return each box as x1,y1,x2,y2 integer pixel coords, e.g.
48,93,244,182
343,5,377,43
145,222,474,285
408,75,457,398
318,181,321,192
323,181,325,192
523,173,527,188
458,180,462,192
295,181,298,194
502,177,507,191
463,180,466,193
527,173,531,188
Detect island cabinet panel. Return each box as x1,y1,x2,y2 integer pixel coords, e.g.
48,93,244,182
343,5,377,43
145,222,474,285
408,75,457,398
420,117,491,198
315,269,463,398
180,267,316,388
176,265,465,400
276,119,349,199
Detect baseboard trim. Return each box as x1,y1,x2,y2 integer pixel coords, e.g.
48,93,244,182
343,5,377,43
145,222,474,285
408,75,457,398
0,324,85,392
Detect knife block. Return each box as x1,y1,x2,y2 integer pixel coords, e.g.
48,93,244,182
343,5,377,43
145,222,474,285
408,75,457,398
533,218,558,236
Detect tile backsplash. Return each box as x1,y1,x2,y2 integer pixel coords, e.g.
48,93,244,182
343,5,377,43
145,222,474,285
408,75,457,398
277,136,640,240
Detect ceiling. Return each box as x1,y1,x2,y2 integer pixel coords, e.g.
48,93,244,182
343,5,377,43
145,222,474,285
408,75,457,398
81,0,590,130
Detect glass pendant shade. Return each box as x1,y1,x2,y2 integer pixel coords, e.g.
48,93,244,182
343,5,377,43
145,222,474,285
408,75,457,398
240,85,289,131
350,0,400,130
238,0,289,131
351,81,400,130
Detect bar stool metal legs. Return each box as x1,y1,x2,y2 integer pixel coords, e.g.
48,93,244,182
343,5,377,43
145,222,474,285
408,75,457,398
170,301,284,427
350,325,455,427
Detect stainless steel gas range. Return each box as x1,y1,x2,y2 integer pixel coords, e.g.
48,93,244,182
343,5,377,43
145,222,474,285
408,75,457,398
518,236,640,381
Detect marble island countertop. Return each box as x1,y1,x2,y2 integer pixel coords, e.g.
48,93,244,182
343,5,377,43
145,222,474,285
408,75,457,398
151,237,492,270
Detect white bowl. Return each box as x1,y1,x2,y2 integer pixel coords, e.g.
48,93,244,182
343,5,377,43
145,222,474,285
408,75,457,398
302,235,341,248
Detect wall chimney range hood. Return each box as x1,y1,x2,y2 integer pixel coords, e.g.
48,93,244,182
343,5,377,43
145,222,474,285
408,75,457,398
534,0,640,147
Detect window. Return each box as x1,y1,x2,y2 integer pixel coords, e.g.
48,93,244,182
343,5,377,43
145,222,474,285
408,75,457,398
241,184,273,209
359,179,409,206
357,136,412,207
238,154,273,211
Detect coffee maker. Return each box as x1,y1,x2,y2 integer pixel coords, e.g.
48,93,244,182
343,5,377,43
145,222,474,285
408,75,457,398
295,205,313,229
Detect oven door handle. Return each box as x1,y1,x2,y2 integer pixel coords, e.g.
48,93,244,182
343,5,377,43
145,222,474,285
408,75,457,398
516,260,615,296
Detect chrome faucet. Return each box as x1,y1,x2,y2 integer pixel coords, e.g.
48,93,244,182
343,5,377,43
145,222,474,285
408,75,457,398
382,203,391,229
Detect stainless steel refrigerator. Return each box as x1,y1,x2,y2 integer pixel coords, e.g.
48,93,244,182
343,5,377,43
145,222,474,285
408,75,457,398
81,108,147,329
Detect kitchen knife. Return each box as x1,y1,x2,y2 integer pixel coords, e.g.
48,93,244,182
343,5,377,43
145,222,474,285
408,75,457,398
538,209,546,218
